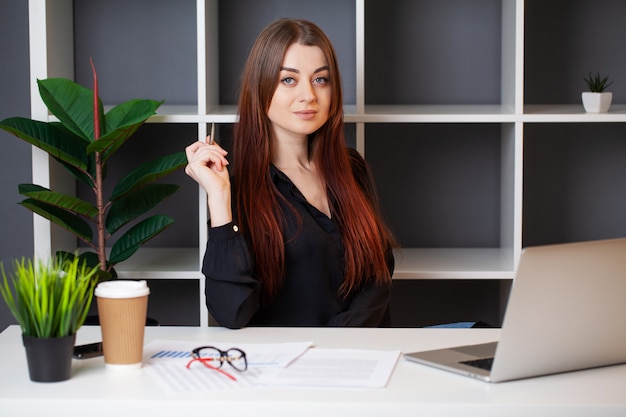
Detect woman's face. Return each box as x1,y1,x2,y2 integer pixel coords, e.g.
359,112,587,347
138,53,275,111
267,43,331,142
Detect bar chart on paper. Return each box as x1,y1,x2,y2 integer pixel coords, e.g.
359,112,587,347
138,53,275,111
145,340,313,367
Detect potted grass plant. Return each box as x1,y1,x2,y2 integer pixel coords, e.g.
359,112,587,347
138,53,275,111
0,256,99,382
582,72,614,113
0,60,188,279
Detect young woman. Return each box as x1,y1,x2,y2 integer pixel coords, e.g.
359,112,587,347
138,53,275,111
185,18,396,328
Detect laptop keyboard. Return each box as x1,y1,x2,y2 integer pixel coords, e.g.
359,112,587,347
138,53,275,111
461,357,494,371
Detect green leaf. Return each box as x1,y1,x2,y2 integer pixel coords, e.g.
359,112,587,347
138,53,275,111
0,118,90,171
584,72,614,93
19,184,98,218
111,151,187,200
54,157,96,188
19,199,93,242
37,78,103,142
106,183,180,234
87,124,142,159
86,99,163,162
0,264,22,329
109,215,174,264
105,99,163,133
55,251,115,281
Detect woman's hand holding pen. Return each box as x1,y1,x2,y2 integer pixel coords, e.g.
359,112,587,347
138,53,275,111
185,137,232,227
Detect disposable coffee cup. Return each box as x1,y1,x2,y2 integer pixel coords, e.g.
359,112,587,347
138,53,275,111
95,280,150,370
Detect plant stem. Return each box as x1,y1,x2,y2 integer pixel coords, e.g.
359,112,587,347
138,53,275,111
95,152,107,271
91,58,107,272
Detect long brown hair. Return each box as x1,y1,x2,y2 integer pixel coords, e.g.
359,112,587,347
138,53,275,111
233,18,394,300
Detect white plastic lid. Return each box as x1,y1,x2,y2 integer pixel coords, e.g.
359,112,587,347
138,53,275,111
95,280,150,299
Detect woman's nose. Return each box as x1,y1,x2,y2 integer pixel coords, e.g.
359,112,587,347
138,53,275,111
298,82,315,103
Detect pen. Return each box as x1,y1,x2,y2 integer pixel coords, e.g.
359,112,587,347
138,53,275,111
209,122,215,145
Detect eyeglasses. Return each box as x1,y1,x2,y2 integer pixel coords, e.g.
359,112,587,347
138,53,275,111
185,346,248,381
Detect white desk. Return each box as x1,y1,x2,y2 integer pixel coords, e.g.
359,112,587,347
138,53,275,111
1,325,624,417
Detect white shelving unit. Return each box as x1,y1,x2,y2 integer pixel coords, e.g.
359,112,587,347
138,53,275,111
27,0,626,326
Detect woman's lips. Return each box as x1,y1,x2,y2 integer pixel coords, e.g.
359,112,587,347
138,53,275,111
294,110,317,120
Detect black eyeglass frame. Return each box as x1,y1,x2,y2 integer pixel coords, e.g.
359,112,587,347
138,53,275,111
190,346,248,372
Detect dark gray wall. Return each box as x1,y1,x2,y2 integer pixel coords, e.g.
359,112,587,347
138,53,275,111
0,1,32,332
73,0,197,105
365,0,502,105
525,0,626,104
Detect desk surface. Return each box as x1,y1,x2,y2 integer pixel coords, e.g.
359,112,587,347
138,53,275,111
1,325,625,417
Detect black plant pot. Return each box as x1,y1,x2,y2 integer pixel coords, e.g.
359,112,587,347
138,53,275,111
22,333,76,382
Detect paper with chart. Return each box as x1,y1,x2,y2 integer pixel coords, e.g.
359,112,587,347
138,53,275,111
142,340,400,393
143,339,313,392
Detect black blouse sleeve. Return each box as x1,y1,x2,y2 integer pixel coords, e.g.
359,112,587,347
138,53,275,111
202,222,260,329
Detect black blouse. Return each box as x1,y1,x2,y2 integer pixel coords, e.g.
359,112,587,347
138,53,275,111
202,150,394,329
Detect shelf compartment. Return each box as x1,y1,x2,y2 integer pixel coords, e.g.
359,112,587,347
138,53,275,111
113,248,202,280
364,0,505,106
365,124,507,246
365,122,520,279
393,247,515,279
524,0,626,106
523,123,626,247
73,0,198,107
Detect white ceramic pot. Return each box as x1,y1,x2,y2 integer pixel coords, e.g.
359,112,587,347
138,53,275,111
582,92,612,113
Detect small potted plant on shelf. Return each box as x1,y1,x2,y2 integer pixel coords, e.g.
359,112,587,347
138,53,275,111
0,59,188,279
0,256,99,382
582,72,614,113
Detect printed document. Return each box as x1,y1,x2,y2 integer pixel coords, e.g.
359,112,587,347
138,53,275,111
142,340,399,393
256,348,400,388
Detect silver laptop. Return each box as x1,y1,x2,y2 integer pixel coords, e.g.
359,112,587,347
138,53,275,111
403,238,626,382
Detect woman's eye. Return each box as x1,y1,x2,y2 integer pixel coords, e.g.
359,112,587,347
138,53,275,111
314,77,329,85
281,77,296,85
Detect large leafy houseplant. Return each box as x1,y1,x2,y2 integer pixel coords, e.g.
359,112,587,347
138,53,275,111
0,61,187,278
